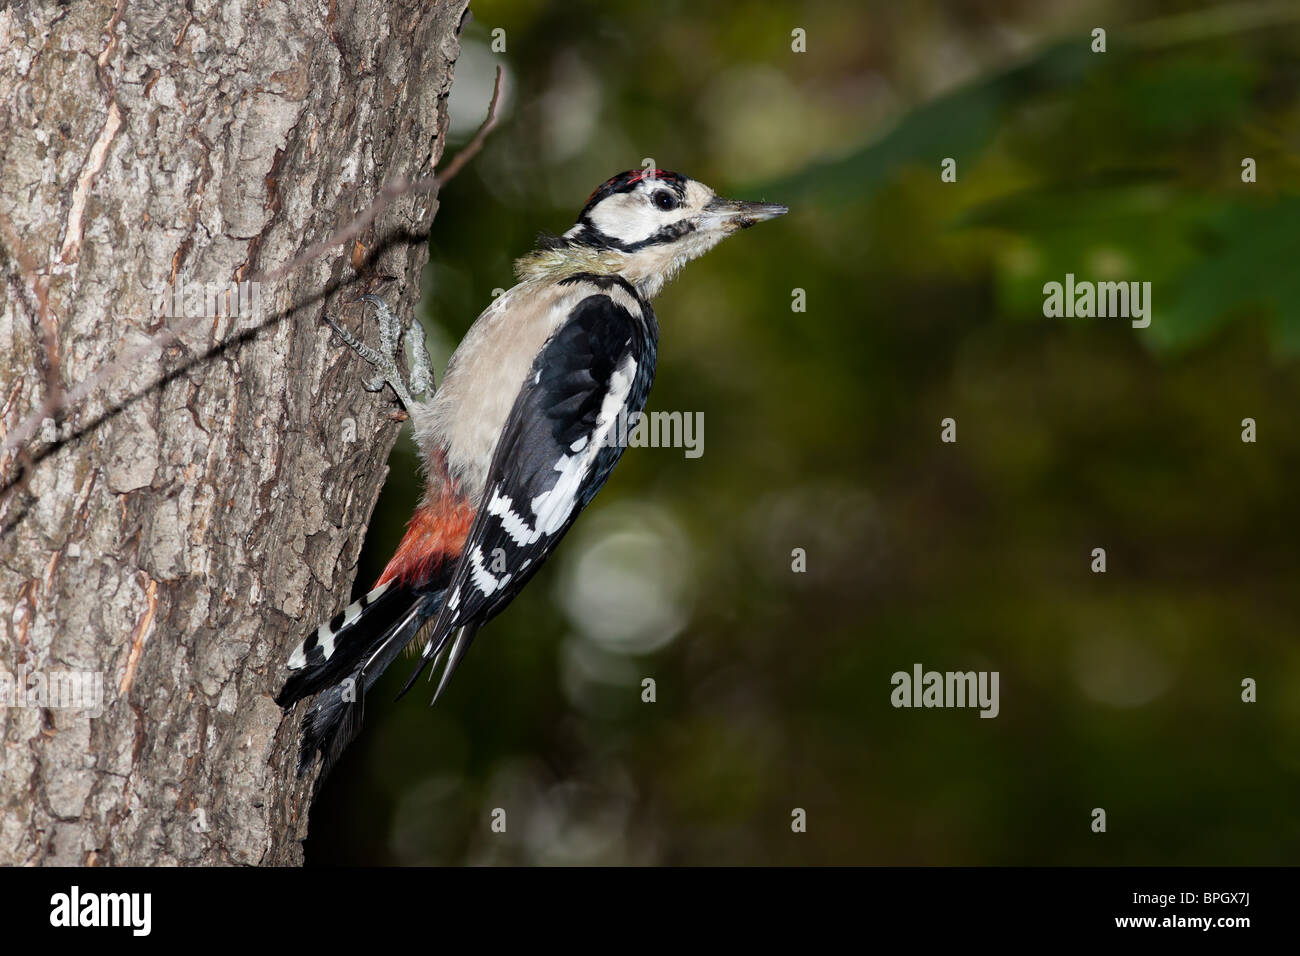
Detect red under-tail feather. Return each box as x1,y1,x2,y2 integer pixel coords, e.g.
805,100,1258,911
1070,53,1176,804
377,487,475,589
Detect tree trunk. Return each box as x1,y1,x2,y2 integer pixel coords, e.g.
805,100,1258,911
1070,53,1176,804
0,0,469,865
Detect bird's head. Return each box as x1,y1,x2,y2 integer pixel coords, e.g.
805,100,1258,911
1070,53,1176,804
516,169,787,298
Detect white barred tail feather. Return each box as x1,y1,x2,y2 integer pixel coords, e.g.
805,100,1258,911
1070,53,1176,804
278,577,449,774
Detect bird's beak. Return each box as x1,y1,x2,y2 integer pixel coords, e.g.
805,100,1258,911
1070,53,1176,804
704,196,789,232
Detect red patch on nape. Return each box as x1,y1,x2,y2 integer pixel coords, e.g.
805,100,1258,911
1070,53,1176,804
376,488,475,589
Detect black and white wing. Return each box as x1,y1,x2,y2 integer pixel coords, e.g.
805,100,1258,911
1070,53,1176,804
401,285,658,698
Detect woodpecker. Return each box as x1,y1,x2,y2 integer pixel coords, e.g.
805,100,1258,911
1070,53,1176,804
277,169,786,772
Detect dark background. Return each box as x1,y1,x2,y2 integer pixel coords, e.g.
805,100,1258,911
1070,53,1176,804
307,0,1300,864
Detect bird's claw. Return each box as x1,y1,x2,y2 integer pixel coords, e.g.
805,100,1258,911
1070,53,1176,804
324,295,435,411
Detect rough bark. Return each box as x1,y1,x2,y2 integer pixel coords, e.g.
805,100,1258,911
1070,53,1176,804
0,0,469,865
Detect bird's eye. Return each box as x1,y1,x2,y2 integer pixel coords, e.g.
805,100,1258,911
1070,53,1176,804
653,191,679,211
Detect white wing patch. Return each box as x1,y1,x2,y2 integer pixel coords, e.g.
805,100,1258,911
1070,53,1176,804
468,545,512,597
487,489,538,546
529,354,636,535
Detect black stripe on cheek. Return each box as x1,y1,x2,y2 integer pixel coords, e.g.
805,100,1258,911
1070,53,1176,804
576,220,621,250
620,219,696,251
571,216,695,253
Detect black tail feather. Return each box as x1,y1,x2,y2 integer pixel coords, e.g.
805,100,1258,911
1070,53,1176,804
276,581,412,710
278,580,445,776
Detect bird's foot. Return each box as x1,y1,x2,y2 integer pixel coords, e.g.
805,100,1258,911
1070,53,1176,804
324,294,434,410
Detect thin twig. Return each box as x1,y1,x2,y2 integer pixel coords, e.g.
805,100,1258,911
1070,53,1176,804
0,66,506,469
420,67,505,187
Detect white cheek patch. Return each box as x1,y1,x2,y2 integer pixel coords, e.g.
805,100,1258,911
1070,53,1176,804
587,192,683,246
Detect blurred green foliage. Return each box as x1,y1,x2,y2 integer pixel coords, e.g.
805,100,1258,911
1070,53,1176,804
307,0,1300,864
